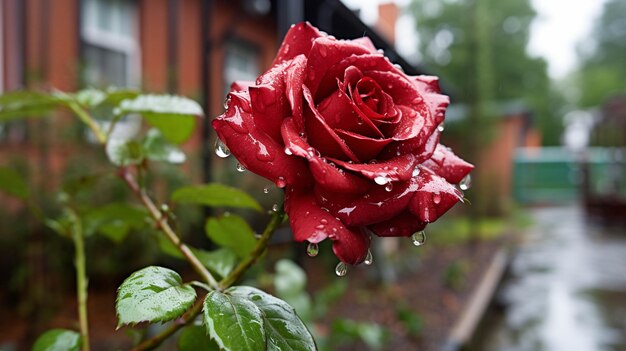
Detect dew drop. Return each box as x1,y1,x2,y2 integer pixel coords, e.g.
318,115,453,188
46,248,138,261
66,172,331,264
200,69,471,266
263,186,271,194
215,139,231,158
433,192,441,204
437,123,445,132
307,242,319,257
412,97,423,105
411,231,426,247
236,163,246,172
284,147,293,155
319,45,328,57
459,174,472,191
272,204,279,212
412,167,421,177
364,250,373,265
374,175,390,185
223,95,231,109
276,176,286,188
335,262,348,277
385,183,394,192
315,224,325,230
320,219,328,225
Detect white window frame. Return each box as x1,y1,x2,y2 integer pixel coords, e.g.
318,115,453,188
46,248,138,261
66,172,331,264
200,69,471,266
80,0,141,87
223,40,260,95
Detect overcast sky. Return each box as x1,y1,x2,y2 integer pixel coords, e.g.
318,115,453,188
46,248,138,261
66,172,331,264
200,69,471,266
340,0,607,79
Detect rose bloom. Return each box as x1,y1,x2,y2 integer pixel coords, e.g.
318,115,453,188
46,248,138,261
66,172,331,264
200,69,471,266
213,22,473,265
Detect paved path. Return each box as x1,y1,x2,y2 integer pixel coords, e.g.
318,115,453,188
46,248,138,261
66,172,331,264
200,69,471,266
473,206,626,351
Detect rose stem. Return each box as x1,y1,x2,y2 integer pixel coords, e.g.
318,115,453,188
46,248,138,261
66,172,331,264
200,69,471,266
218,205,285,289
130,205,285,351
120,167,219,290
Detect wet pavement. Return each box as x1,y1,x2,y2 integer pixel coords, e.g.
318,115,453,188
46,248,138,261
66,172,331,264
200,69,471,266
471,206,626,351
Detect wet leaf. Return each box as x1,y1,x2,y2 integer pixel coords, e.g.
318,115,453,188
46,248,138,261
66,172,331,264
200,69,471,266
115,94,202,144
116,266,196,327
83,203,148,243
106,139,144,166
33,329,81,351
142,129,186,164
203,290,265,351
172,184,262,212
0,91,63,121
228,286,317,351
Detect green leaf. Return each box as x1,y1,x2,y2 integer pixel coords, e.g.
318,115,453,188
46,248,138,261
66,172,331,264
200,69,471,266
106,139,144,166
142,129,186,164
194,248,238,278
172,184,262,212
229,286,317,351
83,203,148,243
74,88,107,107
116,266,197,327
115,94,202,144
0,166,28,199
0,91,63,121
203,290,265,351
178,325,221,351
205,215,257,258
33,329,81,351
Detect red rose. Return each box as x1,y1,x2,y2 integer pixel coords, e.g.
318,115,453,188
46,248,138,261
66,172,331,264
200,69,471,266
213,22,473,265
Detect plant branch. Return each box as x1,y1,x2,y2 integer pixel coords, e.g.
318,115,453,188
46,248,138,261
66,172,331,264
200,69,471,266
67,102,107,145
119,167,219,289
130,294,205,351
69,210,90,351
219,206,285,289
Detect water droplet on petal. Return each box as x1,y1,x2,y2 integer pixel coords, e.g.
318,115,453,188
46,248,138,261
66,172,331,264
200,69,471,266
320,219,328,225
385,183,393,192
223,95,231,109
437,123,445,132
412,167,421,177
335,262,348,277
236,163,246,172
364,250,373,265
263,186,271,194
374,175,390,185
433,192,441,204
307,242,319,257
411,231,426,247
276,176,286,188
284,147,293,155
459,174,472,191
215,139,231,158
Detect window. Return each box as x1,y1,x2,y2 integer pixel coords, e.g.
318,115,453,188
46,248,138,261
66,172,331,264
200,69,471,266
223,40,260,95
81,0,140,88
81,0,140,141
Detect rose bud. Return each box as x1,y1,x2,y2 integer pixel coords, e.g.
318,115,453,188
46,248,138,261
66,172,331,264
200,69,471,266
213,22,473,267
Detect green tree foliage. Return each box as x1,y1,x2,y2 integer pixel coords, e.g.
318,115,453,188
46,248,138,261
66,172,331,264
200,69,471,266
577,0,626,108
410,0,561,144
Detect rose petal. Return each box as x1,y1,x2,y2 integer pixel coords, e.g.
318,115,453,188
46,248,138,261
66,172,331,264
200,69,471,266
330,154,417,182
272,22,323,65
249,62,290,141
411,75,449,125
281,118,372,193
409,171,463,223
351,37,378,53
305,37,371,96
335,129,393,162
315,178,418,226
368,211,427,237
382,105,428,141
422,144,474,184
285,55,307,131
213,92,311,188
303,85,360,162
315,77,382,138
366,70,424,107
284,187,370,264
230,80,254,92
380,127,441,162
317,54,409,100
